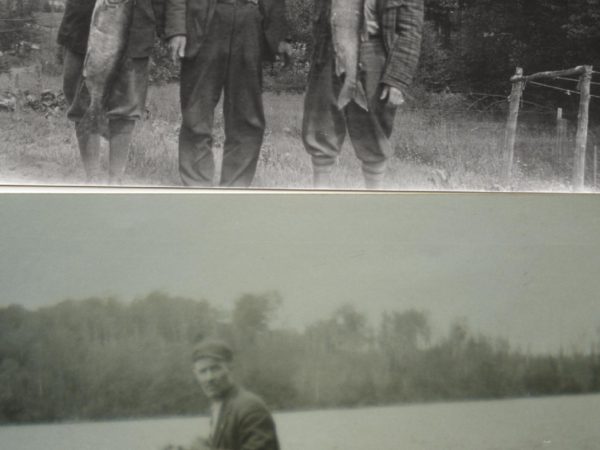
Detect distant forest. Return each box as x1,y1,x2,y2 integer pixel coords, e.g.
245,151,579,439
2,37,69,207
1,292,599,424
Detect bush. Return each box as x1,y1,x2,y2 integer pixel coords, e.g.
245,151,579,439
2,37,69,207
286,0,313,43
149,38,180,85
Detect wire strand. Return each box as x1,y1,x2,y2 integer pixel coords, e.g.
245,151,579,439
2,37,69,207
528,80,579,94
0,28,28,33
553,76,600,87
527,81,600,100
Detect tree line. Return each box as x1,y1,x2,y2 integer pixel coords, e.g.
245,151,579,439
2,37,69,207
1,291,599,424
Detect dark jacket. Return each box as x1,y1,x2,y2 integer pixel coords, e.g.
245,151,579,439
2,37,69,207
311,0,424,90
183,0,286,60
210,385,280,450
57,0,186,57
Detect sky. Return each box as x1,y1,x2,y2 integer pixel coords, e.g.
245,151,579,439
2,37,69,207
0,191,599,353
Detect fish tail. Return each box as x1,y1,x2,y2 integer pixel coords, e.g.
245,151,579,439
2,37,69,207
337,80,369,111
80,95,109,138
80,98,101,135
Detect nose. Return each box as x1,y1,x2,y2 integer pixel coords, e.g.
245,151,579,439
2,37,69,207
203,368,216,382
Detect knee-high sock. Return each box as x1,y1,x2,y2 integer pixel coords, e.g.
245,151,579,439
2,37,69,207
109,118,135,184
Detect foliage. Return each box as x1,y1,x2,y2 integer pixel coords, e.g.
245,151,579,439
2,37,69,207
285,0,314,44
1,293,599,424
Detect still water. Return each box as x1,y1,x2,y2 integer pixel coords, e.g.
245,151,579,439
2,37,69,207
1,394,599,450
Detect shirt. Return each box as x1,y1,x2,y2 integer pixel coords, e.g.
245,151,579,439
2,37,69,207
209,400,223,442
364,0,380,37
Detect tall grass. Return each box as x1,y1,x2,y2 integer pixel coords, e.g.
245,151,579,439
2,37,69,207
0,70,597,190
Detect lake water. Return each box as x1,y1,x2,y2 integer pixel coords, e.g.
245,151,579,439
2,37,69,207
1,394,599,450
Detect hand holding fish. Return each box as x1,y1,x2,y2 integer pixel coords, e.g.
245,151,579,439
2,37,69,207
168,35,187,62
380,85,405,107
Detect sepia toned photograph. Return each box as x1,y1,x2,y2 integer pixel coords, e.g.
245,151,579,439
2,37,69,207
0,191,599,450
0,0,599,191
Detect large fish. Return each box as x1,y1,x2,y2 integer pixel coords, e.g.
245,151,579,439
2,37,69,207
80,0,135,136
330,0,368,111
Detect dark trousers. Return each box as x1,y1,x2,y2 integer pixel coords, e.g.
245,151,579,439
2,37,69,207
179,2,266,187
302,38,396,183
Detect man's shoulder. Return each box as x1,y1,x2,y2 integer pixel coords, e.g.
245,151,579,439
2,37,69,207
230,387,270,415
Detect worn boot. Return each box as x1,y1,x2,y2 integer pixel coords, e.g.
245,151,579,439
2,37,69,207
108,118,135,185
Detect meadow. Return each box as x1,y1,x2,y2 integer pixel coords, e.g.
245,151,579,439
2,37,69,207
0,33,597,191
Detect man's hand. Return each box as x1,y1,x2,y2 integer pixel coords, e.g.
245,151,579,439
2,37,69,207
277,40,293,69
380,85,405,107
188,437,210,450
168,35,187,63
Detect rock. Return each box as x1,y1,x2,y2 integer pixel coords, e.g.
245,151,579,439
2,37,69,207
0,93,17,112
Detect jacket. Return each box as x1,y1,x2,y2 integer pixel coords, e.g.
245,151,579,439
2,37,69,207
377,0,424,90
311,0,424,90
210,385,280,450
182,0,286,60
57,0,186,57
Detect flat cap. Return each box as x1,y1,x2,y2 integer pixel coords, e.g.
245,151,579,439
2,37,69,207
192,338,233,362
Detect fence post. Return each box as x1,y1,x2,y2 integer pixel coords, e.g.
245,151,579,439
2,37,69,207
572,65,593,191
555,108,567,169
14,72,22,119
503,67,524,187
594,145,598,188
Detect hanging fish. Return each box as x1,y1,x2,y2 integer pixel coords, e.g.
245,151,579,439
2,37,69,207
330,0,369,111
80,0,135,135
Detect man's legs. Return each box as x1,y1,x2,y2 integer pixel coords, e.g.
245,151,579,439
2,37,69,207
63,48,102,181
301,40,347,188
345,40,396,189
106,57,150,184
178,4,231,187
220,2,266,187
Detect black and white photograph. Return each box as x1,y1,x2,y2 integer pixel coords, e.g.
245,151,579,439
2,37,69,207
1,0,599,191
0,192,599,450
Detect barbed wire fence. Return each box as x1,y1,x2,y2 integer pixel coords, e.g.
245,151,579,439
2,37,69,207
502,66,598,191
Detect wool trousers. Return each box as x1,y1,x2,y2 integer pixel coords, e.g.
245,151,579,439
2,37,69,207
178,1,266,187
302,38,396,187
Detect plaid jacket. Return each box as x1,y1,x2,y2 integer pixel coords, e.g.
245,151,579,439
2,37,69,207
312,0,424,90
378,0,424,89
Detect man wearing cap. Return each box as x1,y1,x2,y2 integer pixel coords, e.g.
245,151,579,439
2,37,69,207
191,339,280,450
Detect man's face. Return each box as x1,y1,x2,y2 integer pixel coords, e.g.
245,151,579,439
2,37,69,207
192,357,233,400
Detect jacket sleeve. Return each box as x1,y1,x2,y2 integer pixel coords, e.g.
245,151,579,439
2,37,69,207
380,0,424,90
164,0,187,39
237,403,280,450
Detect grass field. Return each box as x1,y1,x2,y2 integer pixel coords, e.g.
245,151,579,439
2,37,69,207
1,11,598,191
1,62,598,191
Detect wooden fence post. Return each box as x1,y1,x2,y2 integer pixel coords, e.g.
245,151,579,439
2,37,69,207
572,65,593,191
503,67,524,186
555,108,567,169
14,72,22,118
594,145,598,188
